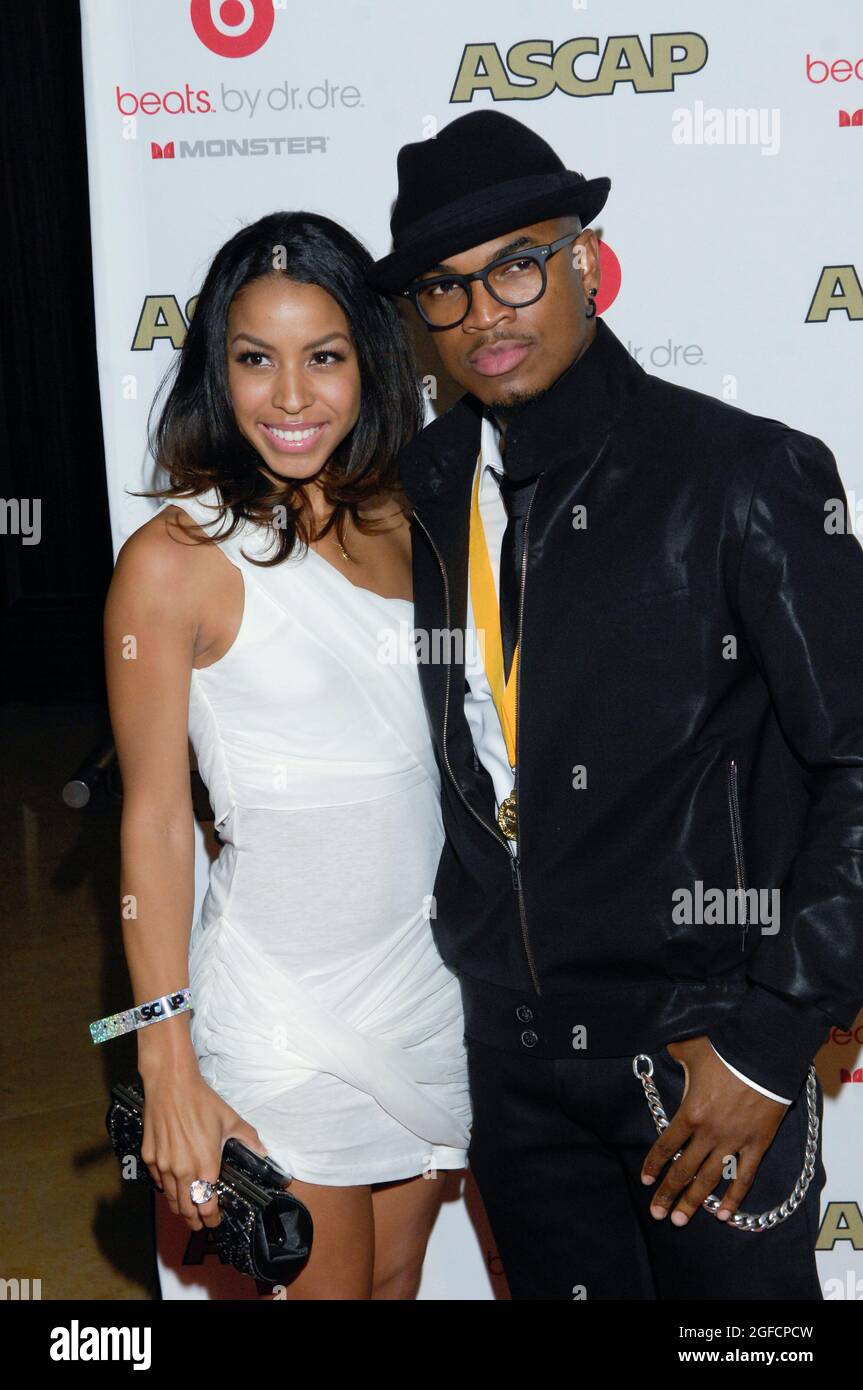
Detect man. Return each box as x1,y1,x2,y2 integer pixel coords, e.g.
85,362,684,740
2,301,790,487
367,110,863,1299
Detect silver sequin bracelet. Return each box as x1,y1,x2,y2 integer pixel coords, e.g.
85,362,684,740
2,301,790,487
89,988,192,1044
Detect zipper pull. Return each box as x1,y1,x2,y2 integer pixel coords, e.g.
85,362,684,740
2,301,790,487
510,852,522,891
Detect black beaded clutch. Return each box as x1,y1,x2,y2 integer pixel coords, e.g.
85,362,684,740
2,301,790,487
106,1079,313,1284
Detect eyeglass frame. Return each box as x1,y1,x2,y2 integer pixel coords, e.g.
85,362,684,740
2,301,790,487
400,231,584,331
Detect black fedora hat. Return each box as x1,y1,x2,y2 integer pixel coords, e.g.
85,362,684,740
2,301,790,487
367,110,610,295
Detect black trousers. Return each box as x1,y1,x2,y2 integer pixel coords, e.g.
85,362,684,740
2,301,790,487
465,1037,827,1300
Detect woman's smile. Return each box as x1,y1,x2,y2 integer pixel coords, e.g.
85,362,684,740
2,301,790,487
259,421,329,454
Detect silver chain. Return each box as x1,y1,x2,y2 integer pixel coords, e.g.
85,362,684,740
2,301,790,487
632,1053,820,1232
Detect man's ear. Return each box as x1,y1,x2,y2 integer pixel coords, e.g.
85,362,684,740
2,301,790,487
570,229,592,277
574,229,600,289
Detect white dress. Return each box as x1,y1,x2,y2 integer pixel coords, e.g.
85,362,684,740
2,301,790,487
158,488,471,1185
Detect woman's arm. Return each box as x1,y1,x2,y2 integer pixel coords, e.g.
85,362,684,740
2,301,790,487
104,511,201,1078
104,510,265,1229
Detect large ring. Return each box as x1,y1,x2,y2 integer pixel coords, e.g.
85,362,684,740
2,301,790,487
189,1178,214,1205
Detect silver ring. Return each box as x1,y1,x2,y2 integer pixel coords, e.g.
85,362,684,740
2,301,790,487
632,1052,820,1232
189,1178,214,1205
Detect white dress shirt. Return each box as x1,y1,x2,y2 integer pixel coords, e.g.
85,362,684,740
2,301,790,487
463,409,792,1106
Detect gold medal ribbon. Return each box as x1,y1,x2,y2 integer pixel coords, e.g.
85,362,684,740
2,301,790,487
468,450,518,770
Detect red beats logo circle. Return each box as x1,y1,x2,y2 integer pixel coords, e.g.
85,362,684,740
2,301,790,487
596,241,621,315
190,0,275,58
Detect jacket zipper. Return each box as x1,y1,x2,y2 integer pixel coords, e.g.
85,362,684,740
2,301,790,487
726,757,748,953
410,507,542,996
513,479,541,993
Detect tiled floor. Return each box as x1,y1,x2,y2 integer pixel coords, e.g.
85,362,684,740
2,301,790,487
1,703,157,1299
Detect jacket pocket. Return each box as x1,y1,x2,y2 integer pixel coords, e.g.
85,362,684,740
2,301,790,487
726,758,749,953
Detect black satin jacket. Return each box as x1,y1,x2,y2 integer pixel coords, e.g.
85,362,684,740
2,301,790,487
397,316,863,1100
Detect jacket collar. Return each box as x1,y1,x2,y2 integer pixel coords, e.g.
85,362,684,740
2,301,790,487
399,316,647,504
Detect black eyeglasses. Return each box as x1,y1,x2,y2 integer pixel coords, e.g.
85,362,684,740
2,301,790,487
401,232,582,330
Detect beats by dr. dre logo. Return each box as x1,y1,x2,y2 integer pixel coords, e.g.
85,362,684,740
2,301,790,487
190,0,275,59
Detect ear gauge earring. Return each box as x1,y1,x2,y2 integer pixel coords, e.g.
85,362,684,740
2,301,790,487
585,286,598,320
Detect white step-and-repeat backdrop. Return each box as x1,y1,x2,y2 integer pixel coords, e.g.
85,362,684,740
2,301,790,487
80,0,863,1300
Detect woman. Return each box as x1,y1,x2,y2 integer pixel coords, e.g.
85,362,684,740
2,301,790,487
104,210,471,1299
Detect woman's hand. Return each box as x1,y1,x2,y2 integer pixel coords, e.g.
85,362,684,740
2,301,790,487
140,1061,269,1231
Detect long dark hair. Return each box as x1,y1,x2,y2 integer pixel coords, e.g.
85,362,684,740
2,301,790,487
141,210,425,563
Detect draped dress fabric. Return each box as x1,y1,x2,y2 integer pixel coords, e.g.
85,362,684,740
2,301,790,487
158,488,471,1184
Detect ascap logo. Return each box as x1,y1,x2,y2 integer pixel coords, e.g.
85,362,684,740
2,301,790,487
817,1202,863,1250
451,33,708,102
132,296,198,351
190,0,275,59
805,265,863,322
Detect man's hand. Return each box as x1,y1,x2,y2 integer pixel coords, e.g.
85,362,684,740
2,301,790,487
640,1035,788,1226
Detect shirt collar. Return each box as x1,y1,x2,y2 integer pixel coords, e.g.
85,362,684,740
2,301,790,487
479,410,504,484
399,317,648,502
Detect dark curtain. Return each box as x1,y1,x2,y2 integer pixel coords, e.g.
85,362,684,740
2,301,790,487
0,0,112,703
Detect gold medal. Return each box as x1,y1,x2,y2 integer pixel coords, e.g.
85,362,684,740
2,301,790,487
497,788,518,839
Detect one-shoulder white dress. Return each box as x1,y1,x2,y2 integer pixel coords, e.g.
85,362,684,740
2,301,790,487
157,488,471,1185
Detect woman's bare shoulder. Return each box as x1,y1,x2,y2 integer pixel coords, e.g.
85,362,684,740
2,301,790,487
109,504,217,612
